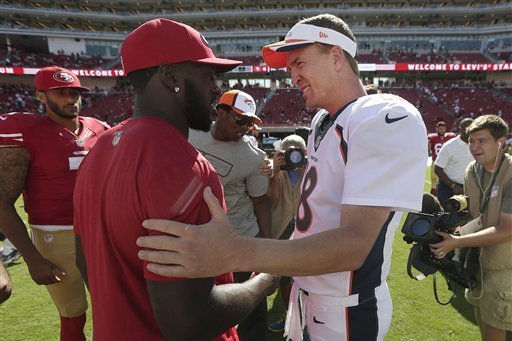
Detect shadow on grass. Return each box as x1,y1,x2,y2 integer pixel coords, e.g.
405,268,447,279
450,285,477,324
266,291,286,341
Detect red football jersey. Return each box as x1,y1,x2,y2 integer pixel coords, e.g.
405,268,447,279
0,112,110,225
427,132,456,161
74,117,237,341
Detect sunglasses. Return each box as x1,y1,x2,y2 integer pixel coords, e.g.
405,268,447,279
228,111,254,127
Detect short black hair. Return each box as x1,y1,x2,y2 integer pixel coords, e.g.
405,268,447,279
126,66,159,93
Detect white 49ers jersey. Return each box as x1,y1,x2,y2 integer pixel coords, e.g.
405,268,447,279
293,94,428,297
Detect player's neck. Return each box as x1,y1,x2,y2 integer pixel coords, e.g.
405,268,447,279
48,113,80,134
133,95,189,138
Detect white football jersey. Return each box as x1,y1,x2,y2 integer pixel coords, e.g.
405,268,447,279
293,93,428,297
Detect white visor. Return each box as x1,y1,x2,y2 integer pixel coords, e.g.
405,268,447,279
262,23,357,68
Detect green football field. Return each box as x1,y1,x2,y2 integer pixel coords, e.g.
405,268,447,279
2,172,509,340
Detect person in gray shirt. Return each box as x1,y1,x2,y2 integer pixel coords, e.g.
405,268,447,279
189,89,272,341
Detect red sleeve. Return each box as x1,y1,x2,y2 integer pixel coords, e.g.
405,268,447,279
0,112,31,147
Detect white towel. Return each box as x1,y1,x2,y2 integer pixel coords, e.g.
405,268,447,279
284,283,307,341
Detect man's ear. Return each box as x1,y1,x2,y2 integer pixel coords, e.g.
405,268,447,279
498,137,506,149
158,64,183,91
330,45,345,71
35,90,45,103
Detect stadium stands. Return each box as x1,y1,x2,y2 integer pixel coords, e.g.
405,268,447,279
1,48,106,69
0,1,511,133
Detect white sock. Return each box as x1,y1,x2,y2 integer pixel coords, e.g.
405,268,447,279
2,239,15,256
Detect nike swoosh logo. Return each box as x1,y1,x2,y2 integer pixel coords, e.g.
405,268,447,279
385,113,408,124
313,316,325,324
0,116,7,120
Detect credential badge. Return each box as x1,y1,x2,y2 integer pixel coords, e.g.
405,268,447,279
491,185,499,198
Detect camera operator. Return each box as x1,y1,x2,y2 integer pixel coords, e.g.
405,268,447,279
430,115,511,340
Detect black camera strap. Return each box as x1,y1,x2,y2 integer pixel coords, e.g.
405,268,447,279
406,244,437,280
433,273,455,305
406,244,424,281
475,154,505,214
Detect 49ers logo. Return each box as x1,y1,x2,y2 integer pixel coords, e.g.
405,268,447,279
53,71,75,83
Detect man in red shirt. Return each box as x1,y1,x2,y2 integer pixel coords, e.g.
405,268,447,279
73,18,277,341
427,121,456,194
0,66,110,340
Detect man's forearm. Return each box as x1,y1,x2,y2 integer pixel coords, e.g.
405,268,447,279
237,206,391,276
0,201,41,262
239,228,363,275
251,196,272,238
148,274,276,341
266,172,281,204
434,165,457,187
205,274,276,333
458,225,512,248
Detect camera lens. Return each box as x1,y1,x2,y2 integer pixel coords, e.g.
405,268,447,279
444,195,469,212
288,150,303,164
411,218,431,237
281,147,306,170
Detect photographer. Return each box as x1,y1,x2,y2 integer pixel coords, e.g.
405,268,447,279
431,115,511,340
267,134,307,239
260,134,307,332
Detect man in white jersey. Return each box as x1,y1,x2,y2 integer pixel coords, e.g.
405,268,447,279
136,14,428,340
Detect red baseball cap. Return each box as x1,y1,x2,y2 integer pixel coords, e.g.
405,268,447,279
34,66,90,92
121,18,242,75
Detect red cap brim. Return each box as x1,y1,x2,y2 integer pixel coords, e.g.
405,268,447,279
44,85,90,92
196,57,242,74
262,41,313,68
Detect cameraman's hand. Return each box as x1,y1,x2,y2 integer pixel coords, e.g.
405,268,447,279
430,231,460,259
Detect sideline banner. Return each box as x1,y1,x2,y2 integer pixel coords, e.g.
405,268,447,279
0,63,510,76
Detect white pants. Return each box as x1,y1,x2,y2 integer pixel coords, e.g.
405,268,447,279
284,283,393,341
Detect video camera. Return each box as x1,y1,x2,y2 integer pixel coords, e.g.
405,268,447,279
401,195,479,291
280,147,307,170
402,195,470,245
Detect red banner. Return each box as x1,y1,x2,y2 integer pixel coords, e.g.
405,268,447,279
0,63,510,77
0,67,125,77
392,63,512,72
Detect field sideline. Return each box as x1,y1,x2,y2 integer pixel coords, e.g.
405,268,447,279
1,169,509,340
